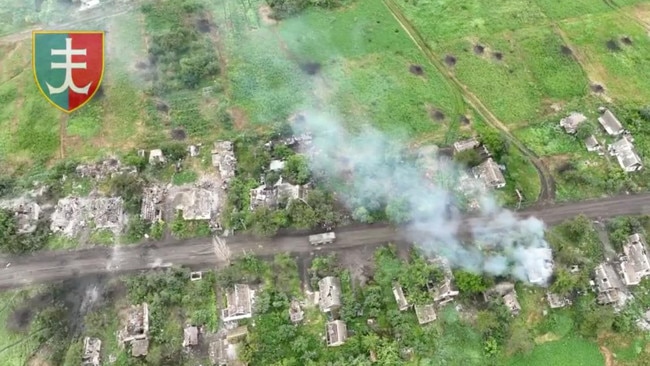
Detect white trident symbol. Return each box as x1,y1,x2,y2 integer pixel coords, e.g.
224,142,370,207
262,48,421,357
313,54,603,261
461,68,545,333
45,37,92,95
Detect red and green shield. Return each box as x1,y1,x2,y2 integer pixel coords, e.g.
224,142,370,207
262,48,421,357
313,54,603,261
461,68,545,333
32,31,104,113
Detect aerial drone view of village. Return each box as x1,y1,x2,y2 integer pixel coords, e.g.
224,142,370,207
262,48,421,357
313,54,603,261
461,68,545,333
3,0,650,365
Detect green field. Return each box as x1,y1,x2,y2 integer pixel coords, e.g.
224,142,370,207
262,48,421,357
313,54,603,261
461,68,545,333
507,336,604,366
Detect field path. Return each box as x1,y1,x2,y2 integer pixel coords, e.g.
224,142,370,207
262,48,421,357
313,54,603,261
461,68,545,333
602,0,650,30
382,0,555,204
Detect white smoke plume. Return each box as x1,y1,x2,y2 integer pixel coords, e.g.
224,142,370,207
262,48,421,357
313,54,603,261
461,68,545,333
290,109,554,285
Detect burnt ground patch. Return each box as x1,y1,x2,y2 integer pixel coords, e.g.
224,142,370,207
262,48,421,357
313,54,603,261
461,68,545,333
492,51,503,61
299,62,321,75
430,109,446,121
94,85,104,99
444,55,457,66
606,39,621,51
621,36,633,45
197,18,212,33
560,45,573,56
459,115,470,125
590,83,605,93
473,44,485,55
409,64,424,75
171,128,187,140
156,101,170,113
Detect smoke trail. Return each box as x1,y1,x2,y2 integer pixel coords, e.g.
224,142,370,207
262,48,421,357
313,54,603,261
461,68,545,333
291,109,553,285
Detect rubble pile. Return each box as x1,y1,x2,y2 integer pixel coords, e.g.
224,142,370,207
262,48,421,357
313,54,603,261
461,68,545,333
50,196,125,236
76,158,137,180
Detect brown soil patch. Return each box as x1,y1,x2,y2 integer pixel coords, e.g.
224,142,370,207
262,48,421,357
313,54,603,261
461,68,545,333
459,115,470,125
171,128,187,140
535,332,560,344
591,83,605,93
600,345,614,366
473,44,485,55
606,39,621,52
560,45,573,55
196,18,212,33
429,108,445,121
444,55,457,66
229,107,248,130
409,64,424,75
621,36,633,45
259,4,278,25
492,51,503,61
27,348,52,366
300,62,321,75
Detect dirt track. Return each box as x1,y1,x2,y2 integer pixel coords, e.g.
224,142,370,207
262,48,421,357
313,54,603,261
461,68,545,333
0,192,649,290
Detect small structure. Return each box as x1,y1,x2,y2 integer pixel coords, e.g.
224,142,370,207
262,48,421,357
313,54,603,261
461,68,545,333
453,137,480,155
598,109,624,136
289,299,304,323
222,284,255,322
584,135,604,155
559,112,587,134
226,326,249,343
392,284,410,311
118,303,150,357
210,339,244,366
472,158,506,189
503,291,522,316
82,337,101,366
414,304,437,325
51,196,125,237
309,232,336,246
546,292,571,309
190,271,202,281
619,233,650,286
211,141,237,185
140,185,166,222
608,136,643,172
429,256,460,305
148,149,166,164
269,160,286,171
79,0,101,11
0,198,40,234
75,158,137,180
594,263,626,305
182,326,199,348
325,320,348,347
188,145,200,157
318,276,342,313
249,177,309,210
525,248,554,285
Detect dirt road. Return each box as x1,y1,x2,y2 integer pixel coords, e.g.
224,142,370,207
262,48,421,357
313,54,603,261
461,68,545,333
0,192,649,289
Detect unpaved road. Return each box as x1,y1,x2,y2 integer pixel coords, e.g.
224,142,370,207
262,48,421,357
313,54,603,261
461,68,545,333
1,192,649,290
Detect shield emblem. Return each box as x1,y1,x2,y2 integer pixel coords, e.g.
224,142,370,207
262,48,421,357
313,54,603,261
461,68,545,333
32,31,104,113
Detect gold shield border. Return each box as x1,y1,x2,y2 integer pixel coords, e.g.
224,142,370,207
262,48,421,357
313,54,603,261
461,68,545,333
32,30,105,114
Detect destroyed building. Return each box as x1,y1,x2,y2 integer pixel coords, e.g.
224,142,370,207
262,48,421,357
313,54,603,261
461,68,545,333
598,109,624,136
452,137,480,154
525,248,554,285
50,196,125,236
269,160,286,171
593,263,627,305
608,136,643,172
289,299,304,323
619,233,650,286
249,177,309,211
210,339,244,366
428,256,460,305
584,135,604,155
140,185,166,222
546,292,571,309
559,112,587,134
414,304,437,325
325,320,348,347
503,292,522,316
82,337,101,366
149,149,166,164
183,326,199,348
472,158,506,189
318,276,342,313
392,284,410,311
118,303,150,357
211,141,237,186
172,187,214,220
75,158,137,180
484,283,520,316
222,284,255,322
0,197,40,234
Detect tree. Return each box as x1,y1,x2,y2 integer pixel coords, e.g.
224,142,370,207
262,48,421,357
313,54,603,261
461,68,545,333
454,149,482,167
576,122,595,140
550,268,576,295
385,198,411,224
0,209,50,254
283,155,310,185
506,323,534,356
480,130,508,160
352,206,373,223
160,142,188,162
454,270,490,294
249,207,280,238
287,201,317,229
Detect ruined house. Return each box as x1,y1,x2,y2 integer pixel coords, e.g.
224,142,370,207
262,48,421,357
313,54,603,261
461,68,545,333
211,141,237,185
559,112,587,134
289,299,304,323
428,256,460,305
598,109,624,136
619,233,650,286
414,304,437,325
546,292,571,309
484,282,520,315
189,145,200,157
593,263,626,305
452,137,480,154
79,0,101,11
222,284,255,322
325,320,348,347
148,149,166,164
118,303,149,357
50,196,125,236
0,198,40,234
269,160,286,171
392,284,410,311
608,136,643,172
209,339,244,366
173,188,214,220
140,185,166,222
75,158,137,180
584,135,604,155
503,292,522,316
183,326,199,348
318,276,342,313
249,177,309,211
472,158,506,189
82,337,101,366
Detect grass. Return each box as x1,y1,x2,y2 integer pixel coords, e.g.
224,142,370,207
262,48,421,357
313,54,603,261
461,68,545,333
89,229,116,246
172,170,198,185
46,234,80,250
0,290,44,366
507,336,604,366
